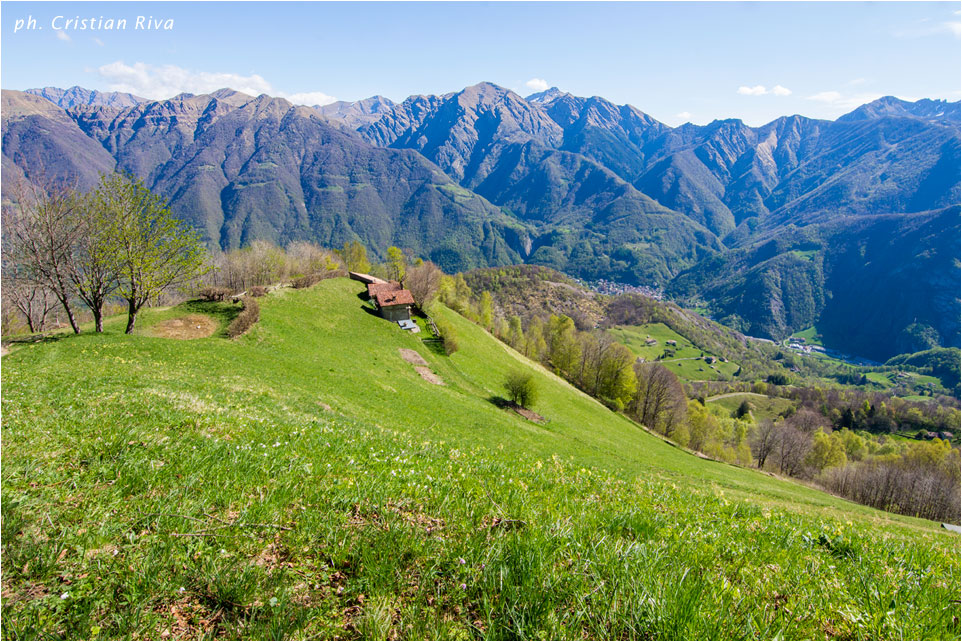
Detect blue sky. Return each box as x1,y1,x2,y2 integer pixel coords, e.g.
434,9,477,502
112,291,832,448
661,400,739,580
2,1,960,126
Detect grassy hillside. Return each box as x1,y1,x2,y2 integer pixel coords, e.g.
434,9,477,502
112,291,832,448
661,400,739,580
707,393,795,423
2,278,959,639
610,323,741,381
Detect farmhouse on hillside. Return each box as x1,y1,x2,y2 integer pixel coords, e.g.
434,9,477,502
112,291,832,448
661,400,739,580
375,288,415,322
348,271,415,322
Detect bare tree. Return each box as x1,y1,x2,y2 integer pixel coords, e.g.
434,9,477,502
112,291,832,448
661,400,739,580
287,241,341,277
4,179,83,333
774,423,813,477
0,262,59,333
405,260,443,309
787,407,827,433
750,419,779,469
631,362,687,436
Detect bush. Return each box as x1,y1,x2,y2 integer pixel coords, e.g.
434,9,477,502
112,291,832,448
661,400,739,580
504,370,538,409
292,273,322,289
227,296,260,338
435,318,459,355
291,269,346,289
198,286,232,302
248,286,268,298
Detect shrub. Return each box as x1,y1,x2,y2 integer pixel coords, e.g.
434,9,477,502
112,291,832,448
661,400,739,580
198,286,232,302
734,399,753,419
504,370,538,409
248,286,268,298
435,318,459,355
227,296,260,338
292,273,322,289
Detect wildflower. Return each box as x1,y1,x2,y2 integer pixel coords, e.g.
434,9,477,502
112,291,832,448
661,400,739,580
60,592,69,600
459,557,466,565
460,583,467,590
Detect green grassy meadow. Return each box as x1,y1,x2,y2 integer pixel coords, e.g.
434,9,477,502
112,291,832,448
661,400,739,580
609,323,740,381
707,393,795,423
791,326,823,347
2,278,959,639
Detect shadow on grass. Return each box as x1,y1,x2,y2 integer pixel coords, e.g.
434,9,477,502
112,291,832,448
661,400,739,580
422,337,446,356
2,332,67,347
487,395,513,409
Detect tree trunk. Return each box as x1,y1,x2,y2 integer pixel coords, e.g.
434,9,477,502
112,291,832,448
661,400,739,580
58,296,80,334
125,299,138,334
94,307,104,333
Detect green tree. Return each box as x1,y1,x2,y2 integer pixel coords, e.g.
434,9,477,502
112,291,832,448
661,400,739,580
805,430,847,473
525,317,548,362
504,370,538,409
386,246,407,282
338,240,371,274
507,316,524,351
734,399,753,419
548,315,581,378
96,173,207,334
479,291,494,330
594,342,638,410
71,187,120,332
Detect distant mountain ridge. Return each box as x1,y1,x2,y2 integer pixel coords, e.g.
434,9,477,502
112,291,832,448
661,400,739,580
25,85,147,109
7,83,961,359
836,96,961,124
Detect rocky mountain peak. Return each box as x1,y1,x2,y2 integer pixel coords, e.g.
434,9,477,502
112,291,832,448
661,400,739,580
525,87,570,104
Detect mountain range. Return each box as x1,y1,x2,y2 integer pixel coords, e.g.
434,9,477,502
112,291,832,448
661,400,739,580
2,83,959,359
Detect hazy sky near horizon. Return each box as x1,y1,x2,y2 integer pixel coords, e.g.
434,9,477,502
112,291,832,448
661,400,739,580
2,1,960,126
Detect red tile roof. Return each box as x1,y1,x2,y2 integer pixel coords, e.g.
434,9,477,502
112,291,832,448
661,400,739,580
375,289,415,307
367,281,402,298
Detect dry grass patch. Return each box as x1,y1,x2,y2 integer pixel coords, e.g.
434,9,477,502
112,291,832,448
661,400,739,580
151,314,218,340
398,348,428,366
414,366,444,385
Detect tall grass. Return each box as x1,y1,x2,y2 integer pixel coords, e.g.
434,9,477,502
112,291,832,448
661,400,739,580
2,278,958,639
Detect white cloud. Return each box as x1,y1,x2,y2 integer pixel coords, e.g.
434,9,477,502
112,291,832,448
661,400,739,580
95,61,335,105
97,61,272,98
807,91,842,103
284,91,336,106
806,90,890,110
772,85,792,96
56,30,71,42
525,78,549,92
895,20,961,39
847,77,867,86
675,111,692,121
737,85,768,96
93,37,105,47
